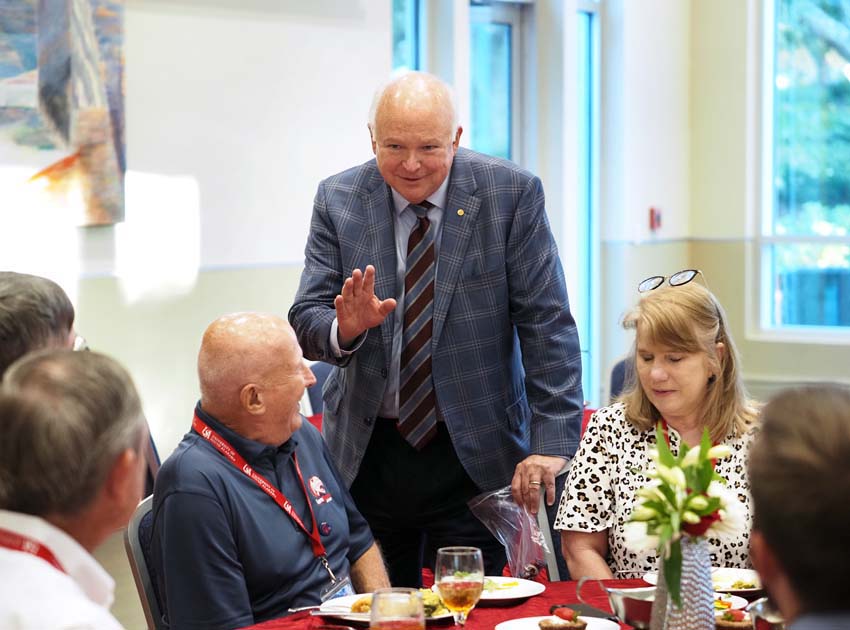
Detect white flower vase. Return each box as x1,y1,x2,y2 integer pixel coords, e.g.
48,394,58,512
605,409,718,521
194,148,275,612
650,536,715,630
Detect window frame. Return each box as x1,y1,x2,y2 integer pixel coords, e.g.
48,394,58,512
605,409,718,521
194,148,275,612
469,2,524,162
751,0,850,345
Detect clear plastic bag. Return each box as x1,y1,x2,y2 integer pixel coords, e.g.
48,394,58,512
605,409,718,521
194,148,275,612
468,486,548,578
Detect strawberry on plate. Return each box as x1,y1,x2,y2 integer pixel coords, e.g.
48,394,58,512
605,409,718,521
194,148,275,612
716,608,750,629
538,608,588,630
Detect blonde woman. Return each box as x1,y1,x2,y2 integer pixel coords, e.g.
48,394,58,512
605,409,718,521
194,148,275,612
555,271,759,579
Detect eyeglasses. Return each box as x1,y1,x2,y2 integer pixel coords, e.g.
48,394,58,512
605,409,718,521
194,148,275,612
638,269,706,293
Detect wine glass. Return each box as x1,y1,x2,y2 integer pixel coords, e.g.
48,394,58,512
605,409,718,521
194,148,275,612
369,587,425,630
434,546,485,627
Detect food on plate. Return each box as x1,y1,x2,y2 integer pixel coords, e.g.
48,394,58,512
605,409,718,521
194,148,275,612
353,590,448,617
715,609,750,629
483,577,520,591
710,569,761,591
350,594,372,613
714,593,733,610
537,608,587,630
420,589,449,617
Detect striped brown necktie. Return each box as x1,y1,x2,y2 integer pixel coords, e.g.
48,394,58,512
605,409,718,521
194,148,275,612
397,202,438,449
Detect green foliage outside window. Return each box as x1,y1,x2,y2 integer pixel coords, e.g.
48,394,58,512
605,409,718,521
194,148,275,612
773,0,850,271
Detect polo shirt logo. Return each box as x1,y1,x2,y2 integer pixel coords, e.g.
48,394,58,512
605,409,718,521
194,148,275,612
21,540,39,554
309,475,333,504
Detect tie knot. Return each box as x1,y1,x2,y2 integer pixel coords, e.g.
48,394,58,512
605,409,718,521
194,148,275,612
410,201,434,218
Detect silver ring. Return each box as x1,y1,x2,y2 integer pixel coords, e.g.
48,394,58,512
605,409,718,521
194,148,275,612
528,480,542,486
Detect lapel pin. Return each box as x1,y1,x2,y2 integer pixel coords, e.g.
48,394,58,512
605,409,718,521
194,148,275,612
457,209,465,216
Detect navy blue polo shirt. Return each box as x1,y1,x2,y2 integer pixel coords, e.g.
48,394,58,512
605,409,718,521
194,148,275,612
151,404,374,630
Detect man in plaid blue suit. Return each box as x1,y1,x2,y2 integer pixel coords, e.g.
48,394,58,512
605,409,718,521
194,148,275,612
289,72,583,586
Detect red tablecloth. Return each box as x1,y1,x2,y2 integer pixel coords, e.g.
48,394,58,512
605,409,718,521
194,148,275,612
244,579,646,630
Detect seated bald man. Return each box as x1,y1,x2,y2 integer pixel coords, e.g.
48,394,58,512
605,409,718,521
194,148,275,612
151,313,388,630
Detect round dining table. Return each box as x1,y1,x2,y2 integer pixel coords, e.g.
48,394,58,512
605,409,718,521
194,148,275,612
241,578,646,630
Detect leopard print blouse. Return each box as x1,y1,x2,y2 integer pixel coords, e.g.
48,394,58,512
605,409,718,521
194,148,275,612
554,402,755,578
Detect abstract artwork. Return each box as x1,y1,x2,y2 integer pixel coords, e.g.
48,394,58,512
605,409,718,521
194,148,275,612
0,0,125,225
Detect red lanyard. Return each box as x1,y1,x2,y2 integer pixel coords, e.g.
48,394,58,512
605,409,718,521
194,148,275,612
0,527,66,574
192,414,327,559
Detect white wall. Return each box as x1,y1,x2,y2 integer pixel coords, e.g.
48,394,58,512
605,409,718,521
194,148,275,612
602,0,691,245
597,0,692,399
123,0,391,270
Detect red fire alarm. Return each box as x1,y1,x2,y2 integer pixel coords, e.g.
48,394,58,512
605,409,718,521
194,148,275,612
649,206,662,232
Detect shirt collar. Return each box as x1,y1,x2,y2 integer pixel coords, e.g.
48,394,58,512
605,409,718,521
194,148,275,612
390,175,450,216
194,402,297,463
0,509,115,608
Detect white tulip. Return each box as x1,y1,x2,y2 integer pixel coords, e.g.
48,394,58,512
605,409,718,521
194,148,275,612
631,505,658,521
707,444,732,460
681,447,701,467
688,495,709,510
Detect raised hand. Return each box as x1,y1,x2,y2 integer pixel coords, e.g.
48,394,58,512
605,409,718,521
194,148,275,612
335,265,397,347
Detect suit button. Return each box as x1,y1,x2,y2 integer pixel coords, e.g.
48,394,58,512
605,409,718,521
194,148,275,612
381,367,388,378
364,417,374,426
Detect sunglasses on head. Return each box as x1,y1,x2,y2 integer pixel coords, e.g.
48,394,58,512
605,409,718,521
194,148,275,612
638,269,707,293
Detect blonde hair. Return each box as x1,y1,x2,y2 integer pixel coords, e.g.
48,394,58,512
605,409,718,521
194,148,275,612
619,282,758,442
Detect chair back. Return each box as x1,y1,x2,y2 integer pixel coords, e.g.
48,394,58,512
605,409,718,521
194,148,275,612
123,495,164,630
307,361,333,414
610,356,634,402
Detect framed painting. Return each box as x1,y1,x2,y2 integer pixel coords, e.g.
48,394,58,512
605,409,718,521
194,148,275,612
0,0,125,226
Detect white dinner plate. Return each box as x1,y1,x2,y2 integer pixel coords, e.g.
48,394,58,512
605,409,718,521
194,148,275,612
431,576,545,603
715,592,749,610
495,615,619,630
643,567,762,596
317,593,453,624
710,567,762,594
481,576,546,601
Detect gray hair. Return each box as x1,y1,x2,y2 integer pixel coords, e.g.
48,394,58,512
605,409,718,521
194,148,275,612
367,70,460,137
0,350,145,516
0,271,75,378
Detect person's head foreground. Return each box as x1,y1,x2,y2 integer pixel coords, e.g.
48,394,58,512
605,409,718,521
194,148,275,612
0,349,147,551
749,384,850,621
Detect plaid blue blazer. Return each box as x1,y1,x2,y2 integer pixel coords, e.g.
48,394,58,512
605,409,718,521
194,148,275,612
289,148,583,491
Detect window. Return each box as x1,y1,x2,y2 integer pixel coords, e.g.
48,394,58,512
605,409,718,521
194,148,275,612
577,4,600,403
469,2,522,161
393,0,420,71
762,0,850,330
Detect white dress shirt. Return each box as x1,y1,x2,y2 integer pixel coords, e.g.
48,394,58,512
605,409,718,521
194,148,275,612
0,510,124,630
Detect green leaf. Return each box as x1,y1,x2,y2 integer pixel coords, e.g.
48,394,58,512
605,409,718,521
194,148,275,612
703,497,722,514
664,539,683,608
641,499,669,514
655,425,676,467
657,483,677,507
695,461,713,493
659,523,673,552
700,428,712,456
